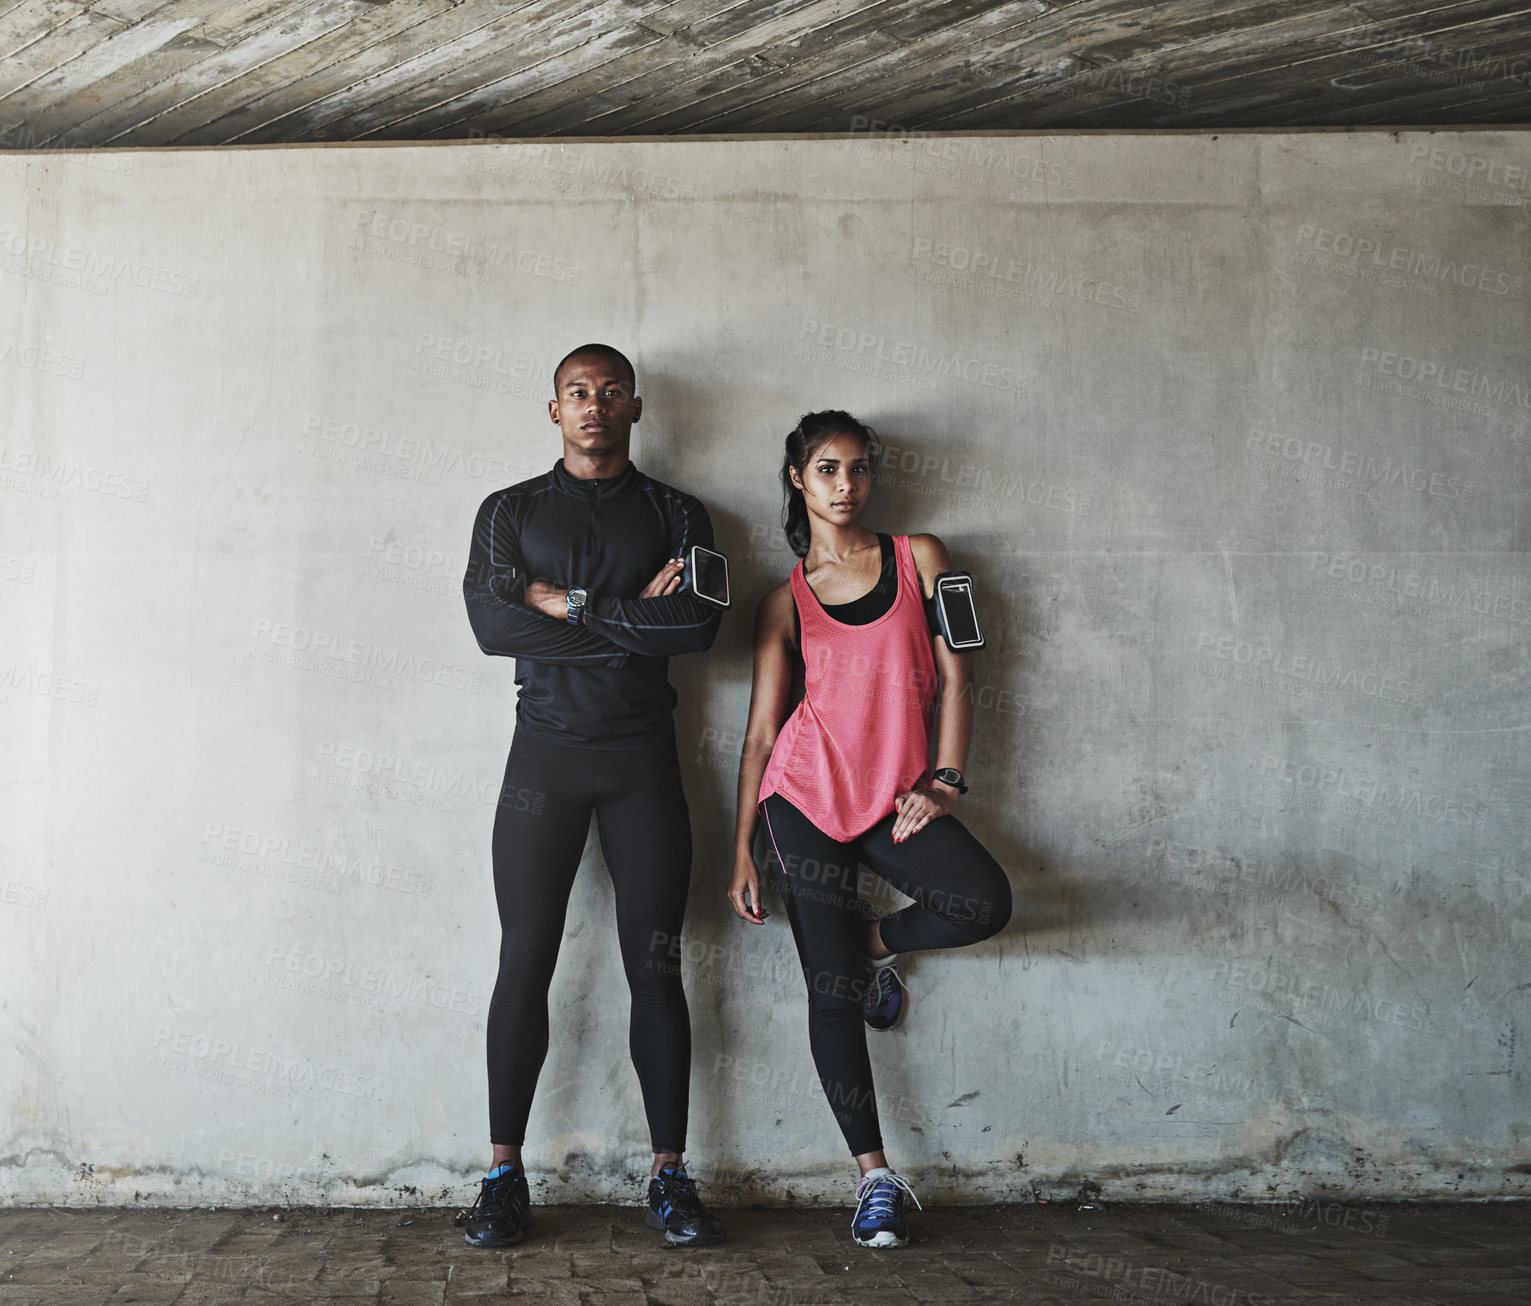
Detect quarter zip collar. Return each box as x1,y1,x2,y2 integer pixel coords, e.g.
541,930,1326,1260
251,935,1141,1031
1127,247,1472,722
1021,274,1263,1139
551,457,640,500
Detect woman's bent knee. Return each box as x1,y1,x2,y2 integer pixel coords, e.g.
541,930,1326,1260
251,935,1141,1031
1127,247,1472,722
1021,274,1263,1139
959,874,1012,943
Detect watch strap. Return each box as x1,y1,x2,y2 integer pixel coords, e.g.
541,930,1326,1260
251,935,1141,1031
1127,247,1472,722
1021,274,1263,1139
933,767,968,794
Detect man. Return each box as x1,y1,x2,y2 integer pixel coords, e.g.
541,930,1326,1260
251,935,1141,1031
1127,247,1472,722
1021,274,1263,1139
460,343,724,1247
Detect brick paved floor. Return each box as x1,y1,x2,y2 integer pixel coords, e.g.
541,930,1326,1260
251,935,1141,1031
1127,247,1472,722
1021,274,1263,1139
0,1202,1526,1305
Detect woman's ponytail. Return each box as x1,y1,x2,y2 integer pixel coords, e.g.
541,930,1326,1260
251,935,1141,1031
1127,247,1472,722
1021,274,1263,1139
780,410,878,558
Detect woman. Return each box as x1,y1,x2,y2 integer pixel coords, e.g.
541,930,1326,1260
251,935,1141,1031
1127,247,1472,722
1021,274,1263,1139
729,410,1012,1248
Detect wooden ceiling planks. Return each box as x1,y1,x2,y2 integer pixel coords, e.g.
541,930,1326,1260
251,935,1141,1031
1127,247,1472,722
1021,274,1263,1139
164,0,463,146
302,0,684,141
0,0,1528,150
901,1,1531,131
1128,4,1531,128
536,0,934,137
218,1,550,145
11,0,376,146
692,3,1125,136
556,0,1048,137
11,0,314,145
0,4,129,105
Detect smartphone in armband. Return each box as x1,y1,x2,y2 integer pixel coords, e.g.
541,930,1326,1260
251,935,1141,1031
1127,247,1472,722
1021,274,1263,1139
933,572,984,650
687,545,731,608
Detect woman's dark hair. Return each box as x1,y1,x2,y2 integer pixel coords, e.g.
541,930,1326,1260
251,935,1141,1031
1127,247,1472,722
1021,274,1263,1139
781,410,880,558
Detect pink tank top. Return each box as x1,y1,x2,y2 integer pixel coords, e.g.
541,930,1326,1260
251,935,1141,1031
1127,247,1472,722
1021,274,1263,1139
759,534,938,841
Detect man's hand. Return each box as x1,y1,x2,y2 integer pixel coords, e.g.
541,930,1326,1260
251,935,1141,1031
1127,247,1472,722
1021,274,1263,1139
523,579,569,621
890,783,959,844
641,557,686,598
522,557,684,621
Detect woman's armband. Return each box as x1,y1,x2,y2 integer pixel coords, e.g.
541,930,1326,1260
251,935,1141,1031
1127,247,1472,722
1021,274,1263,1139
929,572,985,650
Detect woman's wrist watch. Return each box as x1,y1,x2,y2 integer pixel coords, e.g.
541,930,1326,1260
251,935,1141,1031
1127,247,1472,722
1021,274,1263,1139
565,587,588,625
932,767,967,794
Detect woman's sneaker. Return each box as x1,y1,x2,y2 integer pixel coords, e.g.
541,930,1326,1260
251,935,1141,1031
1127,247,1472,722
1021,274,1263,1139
850,900,906,1031
463,1162,530,1248
645,1164,724,1246
863,956,905,1031
851,1168,920,1248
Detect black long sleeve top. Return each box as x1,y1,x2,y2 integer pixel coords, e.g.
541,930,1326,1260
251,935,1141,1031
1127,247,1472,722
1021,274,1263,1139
463,458,722,747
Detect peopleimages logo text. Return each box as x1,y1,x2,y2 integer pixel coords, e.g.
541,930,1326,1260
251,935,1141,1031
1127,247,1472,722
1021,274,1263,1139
1294,223,1523,296
798,317,1029,393
1260,755,1488,827
304,414,526,483
0,228,198,295
911,238,1140,310
252,620,480,693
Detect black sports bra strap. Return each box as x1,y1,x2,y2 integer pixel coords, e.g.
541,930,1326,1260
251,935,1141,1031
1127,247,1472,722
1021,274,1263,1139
816,534,897,626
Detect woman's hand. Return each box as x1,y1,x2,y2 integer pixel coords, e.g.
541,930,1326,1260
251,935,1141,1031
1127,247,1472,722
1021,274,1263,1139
728,851,768,923
890,784,958,844
640,557,686,598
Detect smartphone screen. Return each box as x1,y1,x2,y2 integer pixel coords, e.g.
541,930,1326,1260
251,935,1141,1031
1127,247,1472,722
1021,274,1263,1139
688,545,730,607
937,575,982,648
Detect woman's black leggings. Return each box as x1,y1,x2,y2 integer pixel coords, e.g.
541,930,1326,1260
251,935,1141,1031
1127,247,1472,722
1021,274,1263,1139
488,730,693,1152
759,791,1012,1157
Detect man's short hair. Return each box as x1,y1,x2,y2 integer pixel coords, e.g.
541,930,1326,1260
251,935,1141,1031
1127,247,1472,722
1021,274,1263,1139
553,343,636,393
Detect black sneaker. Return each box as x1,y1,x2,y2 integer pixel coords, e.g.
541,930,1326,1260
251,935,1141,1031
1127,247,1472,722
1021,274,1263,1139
463,1162,530,1248
863,957,905,1031
644,1164,724,1246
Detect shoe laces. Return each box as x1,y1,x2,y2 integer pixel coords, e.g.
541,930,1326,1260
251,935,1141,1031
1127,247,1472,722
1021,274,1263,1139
854,1171,922,1225
468,1167,517,1216
866,959,905,1005
654,1167,707,1219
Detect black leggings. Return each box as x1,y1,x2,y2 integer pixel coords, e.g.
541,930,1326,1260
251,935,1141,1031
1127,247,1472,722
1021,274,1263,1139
759,791,1011,1156
488,731,693,1152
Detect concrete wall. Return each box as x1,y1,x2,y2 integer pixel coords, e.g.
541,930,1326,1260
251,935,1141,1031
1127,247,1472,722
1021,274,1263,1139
1,130,1527,1208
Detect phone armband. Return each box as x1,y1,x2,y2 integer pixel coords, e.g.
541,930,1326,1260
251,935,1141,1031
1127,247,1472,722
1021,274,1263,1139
932,571,984,651
686,544,730,608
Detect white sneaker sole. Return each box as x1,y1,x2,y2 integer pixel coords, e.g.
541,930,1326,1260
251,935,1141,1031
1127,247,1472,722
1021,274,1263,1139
853,1228,908,1248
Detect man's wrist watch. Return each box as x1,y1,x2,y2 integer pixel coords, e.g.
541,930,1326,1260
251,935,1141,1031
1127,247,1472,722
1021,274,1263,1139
933,767,967,794
565,587,587,625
